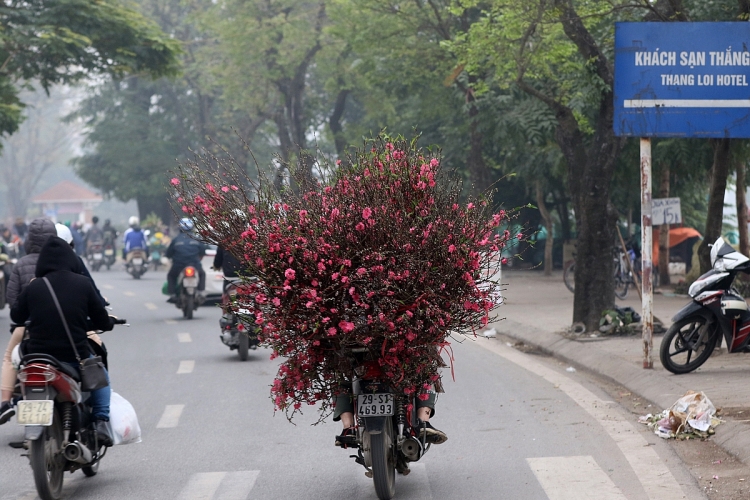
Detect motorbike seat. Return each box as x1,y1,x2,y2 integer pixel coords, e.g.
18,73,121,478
20,353,81,381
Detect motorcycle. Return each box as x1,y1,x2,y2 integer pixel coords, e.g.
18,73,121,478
338,352,433,500
125,249,148,279
174,265,203,319
15,319,127,500
660,236,750,374
219,279,259,360
87,243,105,272
102,241,116,270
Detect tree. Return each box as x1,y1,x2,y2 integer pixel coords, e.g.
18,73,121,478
0,86,81,217
0,0,180,137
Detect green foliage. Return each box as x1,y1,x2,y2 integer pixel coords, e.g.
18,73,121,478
0,0,181,136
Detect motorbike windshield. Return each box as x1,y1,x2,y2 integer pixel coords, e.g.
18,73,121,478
710,237,734,267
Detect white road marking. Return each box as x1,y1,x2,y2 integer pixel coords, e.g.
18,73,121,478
176,471,260,500
177,472,225,500
527,456,627,500
102,284,114,290
165,319,178,325
213,471,260,499
123,291,136,297
156,404,185,428
178,333,192,343
145,302,157,310
474,339,687,500
177,360,195,374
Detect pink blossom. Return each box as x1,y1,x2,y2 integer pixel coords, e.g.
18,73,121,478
356,267,367,276
338,321,355,333
467,203,475,210
231,185,239,191
516,233,523,240
448,244,456,253
362,207,372,219
501,258,508,265
327,327,337,336
355,222,365,231
221,186,229,192
272,297,281,307
170,178,180,186
284,269,296,280
430,158,439,167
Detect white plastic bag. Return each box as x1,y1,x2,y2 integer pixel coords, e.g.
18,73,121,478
110,392,142,445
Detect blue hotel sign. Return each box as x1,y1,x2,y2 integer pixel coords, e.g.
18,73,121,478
615,22,750,138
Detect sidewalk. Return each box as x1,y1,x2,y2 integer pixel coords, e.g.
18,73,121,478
490,269,750,464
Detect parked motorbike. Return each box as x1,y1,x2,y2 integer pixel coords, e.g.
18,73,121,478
219,279,258,360
15,319,127,500
125,249,148,279
660,236,750,374
338,352,433,500
102,242,116,270
87,243,105,272
174,266,203,319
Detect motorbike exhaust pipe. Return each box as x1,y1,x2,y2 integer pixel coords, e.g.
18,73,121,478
63,441,93,464
401,436,423,461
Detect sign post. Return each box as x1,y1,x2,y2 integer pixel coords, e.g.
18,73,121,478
615,22,750,368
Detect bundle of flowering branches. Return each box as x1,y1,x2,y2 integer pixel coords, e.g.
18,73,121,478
170,135,519,420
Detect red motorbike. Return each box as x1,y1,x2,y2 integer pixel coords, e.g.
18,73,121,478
15,319,127,500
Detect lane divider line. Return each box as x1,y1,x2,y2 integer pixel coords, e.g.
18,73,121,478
178,333,192,343
527,455,627,500
177,360,195,374
145,302,157,310
123,291,136,297
156,404,185,428
472,339,687,500
213,470,261,500
176,472,226,500
101,284,114,290
165,320,178,325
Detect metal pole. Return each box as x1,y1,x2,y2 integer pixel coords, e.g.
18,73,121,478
640,138,653,369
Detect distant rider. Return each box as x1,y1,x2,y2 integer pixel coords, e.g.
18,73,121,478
165,218,206,302
122,216,148,260
84,216,105,250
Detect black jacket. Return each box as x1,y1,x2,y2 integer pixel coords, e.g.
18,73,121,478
6,218,56,307
166,232,206,267
213,246,242,278
11,236,114,363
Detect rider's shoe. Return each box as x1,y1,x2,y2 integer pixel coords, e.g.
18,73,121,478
0,401,15,425
95,420,114,447
418,419,447,444
167,295,177,304
335,427,357,448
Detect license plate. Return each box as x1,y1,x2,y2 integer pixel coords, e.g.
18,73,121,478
357,394,394,417
132,258,143,265
183,277,198,288
104,249,114,256
16,400,54,426
93,253,103,259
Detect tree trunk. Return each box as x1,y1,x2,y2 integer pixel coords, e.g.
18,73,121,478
466,94,490,193
737,160,749,257
329,89,349,158
536,180,554,275
699,139,732,272
658,165,671,285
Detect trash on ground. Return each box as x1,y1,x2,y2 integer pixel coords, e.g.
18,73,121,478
565,366,576,373
483,328,497,338
638,390,722,440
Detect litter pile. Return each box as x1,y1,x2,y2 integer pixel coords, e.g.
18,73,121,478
639,390,722,439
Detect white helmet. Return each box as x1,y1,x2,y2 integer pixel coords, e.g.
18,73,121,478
55,223,73,244
128,216,139,226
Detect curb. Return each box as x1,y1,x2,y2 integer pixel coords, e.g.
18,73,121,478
492,318,750,465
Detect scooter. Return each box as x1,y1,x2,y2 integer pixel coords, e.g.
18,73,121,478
219,279,259,360
660,236,750,374
102,241,116,270
174,266,204,319
125,249,148,279
87,243,104,272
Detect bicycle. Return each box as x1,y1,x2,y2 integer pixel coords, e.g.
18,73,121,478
564,244,641,299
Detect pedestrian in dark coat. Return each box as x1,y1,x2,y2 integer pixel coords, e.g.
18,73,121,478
5,218,56,308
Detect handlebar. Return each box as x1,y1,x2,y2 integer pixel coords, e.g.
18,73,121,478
113,318,128,325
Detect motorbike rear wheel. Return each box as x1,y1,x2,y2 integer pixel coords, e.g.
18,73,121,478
614,276,629,299
238,331,249,361
30,409,65,500
370,423,396,500
660,315,719,374
184,295,194,320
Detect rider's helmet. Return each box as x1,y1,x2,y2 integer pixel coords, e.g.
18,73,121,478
92,216,99,224
128,216,139,227
104,219,111,226
179,218,194,232
55,223,73,245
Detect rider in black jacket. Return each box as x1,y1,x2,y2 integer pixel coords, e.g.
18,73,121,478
165,218,206,300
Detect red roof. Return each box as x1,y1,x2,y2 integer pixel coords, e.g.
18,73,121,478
32,181,103,204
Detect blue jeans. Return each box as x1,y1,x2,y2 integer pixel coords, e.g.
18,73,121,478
63,359,111,421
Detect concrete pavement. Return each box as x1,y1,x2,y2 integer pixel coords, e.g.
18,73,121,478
493,269,750,465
